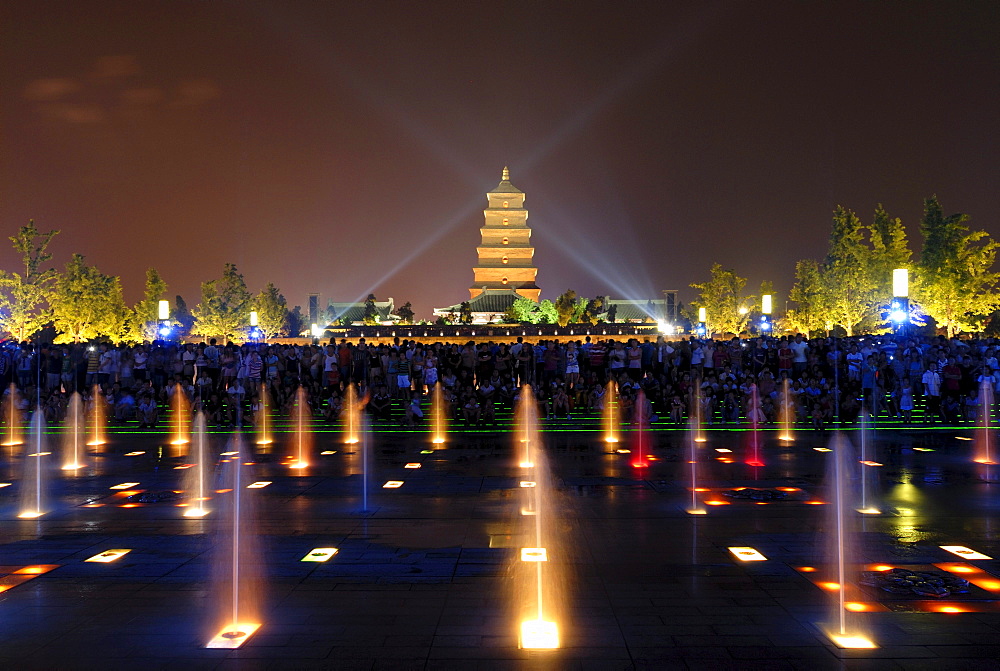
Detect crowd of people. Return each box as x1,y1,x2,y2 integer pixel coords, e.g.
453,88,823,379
1,332,998,431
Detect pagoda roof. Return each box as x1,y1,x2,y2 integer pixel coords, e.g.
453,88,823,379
488,166,523,194
434,288,530,315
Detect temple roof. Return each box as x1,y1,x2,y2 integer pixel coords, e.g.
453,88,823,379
434,288,528,315
489,166,523,194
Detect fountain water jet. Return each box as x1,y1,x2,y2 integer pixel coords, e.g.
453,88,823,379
18,412,48,518
602,381,619,444
290,386,312,469
974,380,998,482
686,408,705,515
630,390,651,468
693,385,707,443
822,433,876,648
431,382,447,445
778,377,795,441
856,413,881,514
255,386,273,448
86,385,106,447
515,385,562,649
2,384,23,451
746,384,765,467
170,387,191,456
61,392,85,471
343,383,361,445
206,434,262,648
183,412,210,517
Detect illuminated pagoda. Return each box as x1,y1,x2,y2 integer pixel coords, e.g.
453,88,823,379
470,167,540,301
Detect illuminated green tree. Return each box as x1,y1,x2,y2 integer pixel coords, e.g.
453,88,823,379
913,196,999,337
690,263,754,335
51,254,128,344
192,264,252,342
554,289,578,327
0,220,60,341
822,206,879,336
537,299,558,325
787,259,831,335
253,282,288,340
126,268,168,343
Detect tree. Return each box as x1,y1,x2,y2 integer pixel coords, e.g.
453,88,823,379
362,294,378,325
537,299,557,324
458,301,473,324
505,297,539,323
191,264,252,342
913,196,1000,337
174,295,195,337
822,206,878,336
580,296,605,325
253,282,288,340
285,305,304,337
395,301,415,324
787,259,831,335
0,220,60,341
554,289,578,327
50,254,128,343
606,304,618,323
127,267,168,343
690,263,754,335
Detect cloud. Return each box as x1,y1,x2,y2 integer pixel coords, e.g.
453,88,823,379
38,102,105,124
22,78,81,101
120,87,165,106
172,78,221,108
90,55,141,80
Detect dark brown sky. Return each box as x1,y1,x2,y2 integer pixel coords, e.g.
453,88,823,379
2,1,998,320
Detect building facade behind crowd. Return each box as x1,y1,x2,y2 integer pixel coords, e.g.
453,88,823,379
1,333,997,430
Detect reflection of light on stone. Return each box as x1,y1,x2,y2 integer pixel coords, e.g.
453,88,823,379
857,507,882,515
520,548,547,562
15,565,57,575
174,464,194,470
301,548,338,562
615,449,631,454
859,460,883,467
955,436,973,441
941,545,992,560
124,451,145,456
420,449,433,454
728,547,766,561
798,566,817,572
289,462,308,469
820,581,840,591
0,483,10,487
404,463,421,469
686,508,707,515
870,565,894,572
520,508,536,516
805,500,826,505
17,511,43,518
845,602,869,612
110,483,140,490
715,448,732,453
183,508,209,518
26,452,51,457
519,481,536,488
704,500,729,506
913,447,934,452
519,461,534,468
247,482,271,488
813,447,832,452
826,631,877,649
519,619,558,649
220,451,238,456
383,481,404,488
321,450,336,455
937,605,966,613
206,623,261,649
86,549,131,563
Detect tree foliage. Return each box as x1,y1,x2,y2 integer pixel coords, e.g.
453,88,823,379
191,264,252,342
458,301,473,324
554,289,577,327
0,220,60,341
126,267,167,343
50,254,128,343
913,196,999,337
395,301,414,324
253,282,288,340
362,294,378,325
690,263,754,335
786,259,830,335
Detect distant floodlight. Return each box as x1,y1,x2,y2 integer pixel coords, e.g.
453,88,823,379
893,268,908,298
158,326,171,337
657,320,670,333
158,300,169,321
310,323,321,337
890,302,908,323
761,294,772,315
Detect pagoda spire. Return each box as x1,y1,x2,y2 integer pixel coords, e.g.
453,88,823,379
502,166,510,181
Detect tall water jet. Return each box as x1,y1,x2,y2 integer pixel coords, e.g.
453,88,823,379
206,434,262,648
630,390,651,469
61,392,85,471
974,380,997,480
746,384,764,467
603,380,619,443
2,383,23,452
857,413,881,514
822,433,875,648
686,406,705,515
18,411,48,518
431,382,447,445
343,383,360,445
170,386,192,456
360,413,371,511
515,385,563,649
778,377,795,442
290,386,312,469
87,385,107,447
693,384,707,443
255,386,273,449
184,412,210,517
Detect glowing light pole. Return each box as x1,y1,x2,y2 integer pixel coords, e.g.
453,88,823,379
760,294,772,333
249,311,261,343
158,300,172,339
890,269,909,334
697,307,707,337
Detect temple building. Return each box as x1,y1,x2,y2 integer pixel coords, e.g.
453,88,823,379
470,167,540,301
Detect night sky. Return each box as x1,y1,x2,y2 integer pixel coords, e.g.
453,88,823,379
2,1,998,320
